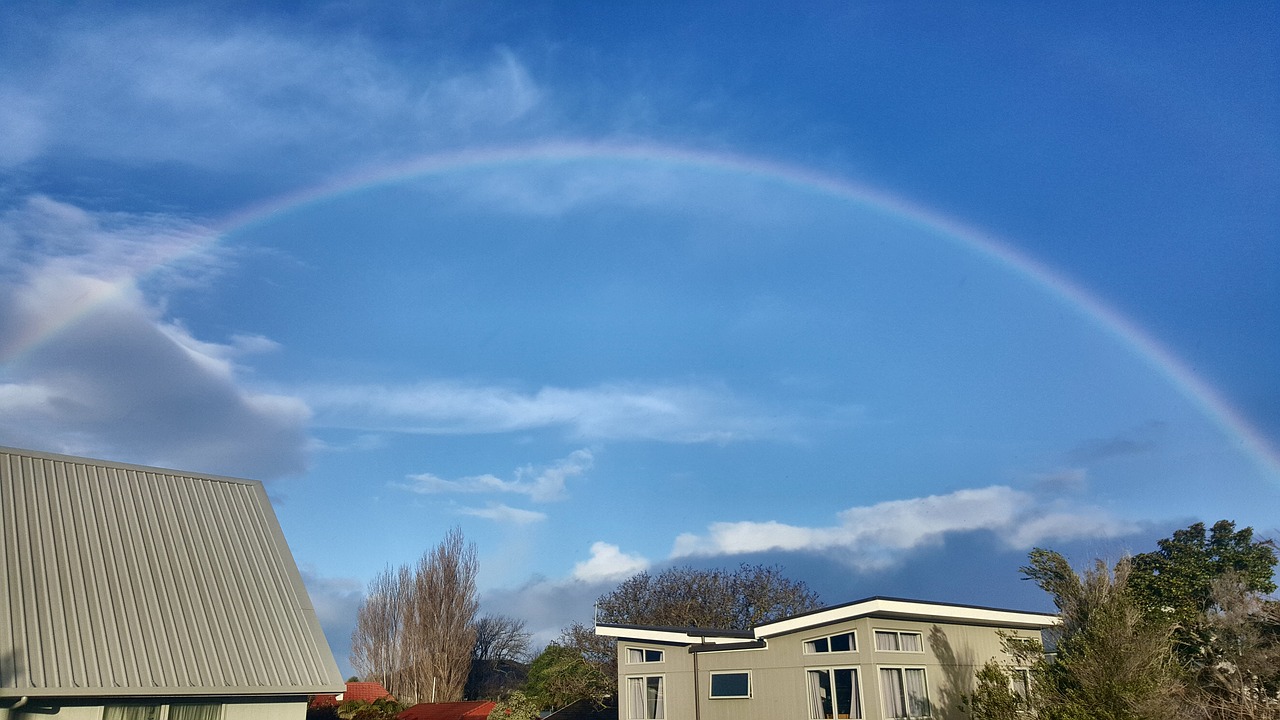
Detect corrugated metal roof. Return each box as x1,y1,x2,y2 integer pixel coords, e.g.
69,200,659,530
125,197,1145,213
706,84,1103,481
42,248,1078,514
0,446,345,698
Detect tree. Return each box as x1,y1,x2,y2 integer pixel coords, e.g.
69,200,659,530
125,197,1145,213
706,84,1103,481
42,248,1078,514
1181,574,1280,720
351,528,480,704
466,614,532,700
960,659,1027,720
1020,549,1184,720
547,563,821,708
486,690,540,720
336,698,405,720
524,644,613,712
1128,520,1277,659
595,563,822,630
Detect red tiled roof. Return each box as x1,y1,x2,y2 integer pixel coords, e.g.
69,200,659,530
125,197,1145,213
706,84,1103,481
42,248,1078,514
310,681,394,708
397,702,495,720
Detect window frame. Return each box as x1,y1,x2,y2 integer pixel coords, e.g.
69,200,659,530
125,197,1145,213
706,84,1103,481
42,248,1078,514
873,629,925,653
878,666,931,720
626,673,666,720
625,646,666,664
806,666,863,720
803,630,858,655
708,670,752,699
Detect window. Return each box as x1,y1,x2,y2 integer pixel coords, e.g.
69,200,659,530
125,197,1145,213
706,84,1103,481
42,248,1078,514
804,631,857,654
627,675,665,719
103,707,161,720
874,630,924,652
168,706,223,720
807,667,861,719
1011,668,1031,701
626,647,665,664
709,671,751,698
879,667,930,719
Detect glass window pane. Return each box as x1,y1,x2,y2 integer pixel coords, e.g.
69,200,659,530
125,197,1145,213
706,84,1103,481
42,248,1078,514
834,668,859,718
628,677,645,718
645,649,663,662
808,670,834,719
904,669,929,717
874,631,898,651
628,648,644,664
879,669,906,719
105,707,161,720
645,676,664,719
169,706,221,720
829,633,852,652
900,633,923,652
710,672,749,698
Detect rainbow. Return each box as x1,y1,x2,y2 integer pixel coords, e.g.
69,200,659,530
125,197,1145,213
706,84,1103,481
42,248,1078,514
7,140,1279,478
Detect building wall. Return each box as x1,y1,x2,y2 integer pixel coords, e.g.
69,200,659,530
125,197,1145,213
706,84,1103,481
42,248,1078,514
615,621,1041,720
8,699,308,720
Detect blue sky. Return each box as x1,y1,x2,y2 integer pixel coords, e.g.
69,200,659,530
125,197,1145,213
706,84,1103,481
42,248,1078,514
1,2,1277,675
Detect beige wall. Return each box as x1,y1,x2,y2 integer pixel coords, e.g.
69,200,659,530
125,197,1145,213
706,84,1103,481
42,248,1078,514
9,699,307,720
615,621,1042,720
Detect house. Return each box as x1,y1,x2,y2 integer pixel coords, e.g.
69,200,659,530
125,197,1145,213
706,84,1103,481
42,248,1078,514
309,682,393,710
596,596,1057,720
396,702,494,720
0,446,345,720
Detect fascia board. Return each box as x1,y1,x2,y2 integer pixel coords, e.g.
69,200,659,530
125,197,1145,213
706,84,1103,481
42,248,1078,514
755,598,1059,637
594,625,745,645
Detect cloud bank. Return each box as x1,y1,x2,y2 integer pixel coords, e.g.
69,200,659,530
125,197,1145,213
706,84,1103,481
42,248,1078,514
672,485,1138,570
0,197,310,478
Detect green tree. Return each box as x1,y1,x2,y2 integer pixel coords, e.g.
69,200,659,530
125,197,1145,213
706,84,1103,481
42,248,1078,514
960,659,1026,720
486,690,540,720
1128,520,1277,659
523,643,612,712
1021,549,1183,720
336,698,405,720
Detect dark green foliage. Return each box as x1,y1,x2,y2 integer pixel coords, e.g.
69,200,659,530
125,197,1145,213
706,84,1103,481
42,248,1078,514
1021,551,1183,720
486,690,540,720
523,644,612,711
336,698,405,720
1128,520,1277,658
960,660,1026,720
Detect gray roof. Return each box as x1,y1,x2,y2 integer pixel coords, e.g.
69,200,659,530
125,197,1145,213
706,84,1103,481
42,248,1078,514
0,446,344,699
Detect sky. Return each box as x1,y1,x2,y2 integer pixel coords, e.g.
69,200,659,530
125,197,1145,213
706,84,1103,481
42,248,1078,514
1,1,1277,678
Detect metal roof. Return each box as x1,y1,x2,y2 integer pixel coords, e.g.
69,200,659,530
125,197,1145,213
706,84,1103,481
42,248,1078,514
0,446,345,698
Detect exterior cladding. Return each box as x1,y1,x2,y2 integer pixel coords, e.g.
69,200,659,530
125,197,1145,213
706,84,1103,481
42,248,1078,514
0,447,345,698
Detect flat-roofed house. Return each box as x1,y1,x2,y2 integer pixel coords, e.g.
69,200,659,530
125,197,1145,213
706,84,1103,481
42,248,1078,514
597,596,1058,720
0,447,345,720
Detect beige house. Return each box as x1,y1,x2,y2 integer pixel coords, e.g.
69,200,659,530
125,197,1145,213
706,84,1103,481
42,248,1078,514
597,596,1057,720
0,447,345,720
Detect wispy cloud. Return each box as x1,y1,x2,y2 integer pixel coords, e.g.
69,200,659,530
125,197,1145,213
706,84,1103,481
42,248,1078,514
0,197,310,479
305,381,794,443
458,503,548,525
671,485,1138,570
0,15,544,172
404,449,593,502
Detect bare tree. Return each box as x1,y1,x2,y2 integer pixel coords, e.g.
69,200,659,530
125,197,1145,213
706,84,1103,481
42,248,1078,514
350,528,479,704
350,565,408,693
465,615,531,699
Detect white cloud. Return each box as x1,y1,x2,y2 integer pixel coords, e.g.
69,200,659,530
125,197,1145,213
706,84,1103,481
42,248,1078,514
306,381,793,443
671,485,1137,571
404,449,594,503
459,503,548,525
572,541,650,583
0,198,311,479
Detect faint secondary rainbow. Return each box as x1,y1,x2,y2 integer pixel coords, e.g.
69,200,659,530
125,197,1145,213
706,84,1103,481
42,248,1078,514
8,140,1280,479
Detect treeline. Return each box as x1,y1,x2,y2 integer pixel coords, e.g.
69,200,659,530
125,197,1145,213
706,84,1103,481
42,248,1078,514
966,520,1278,720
